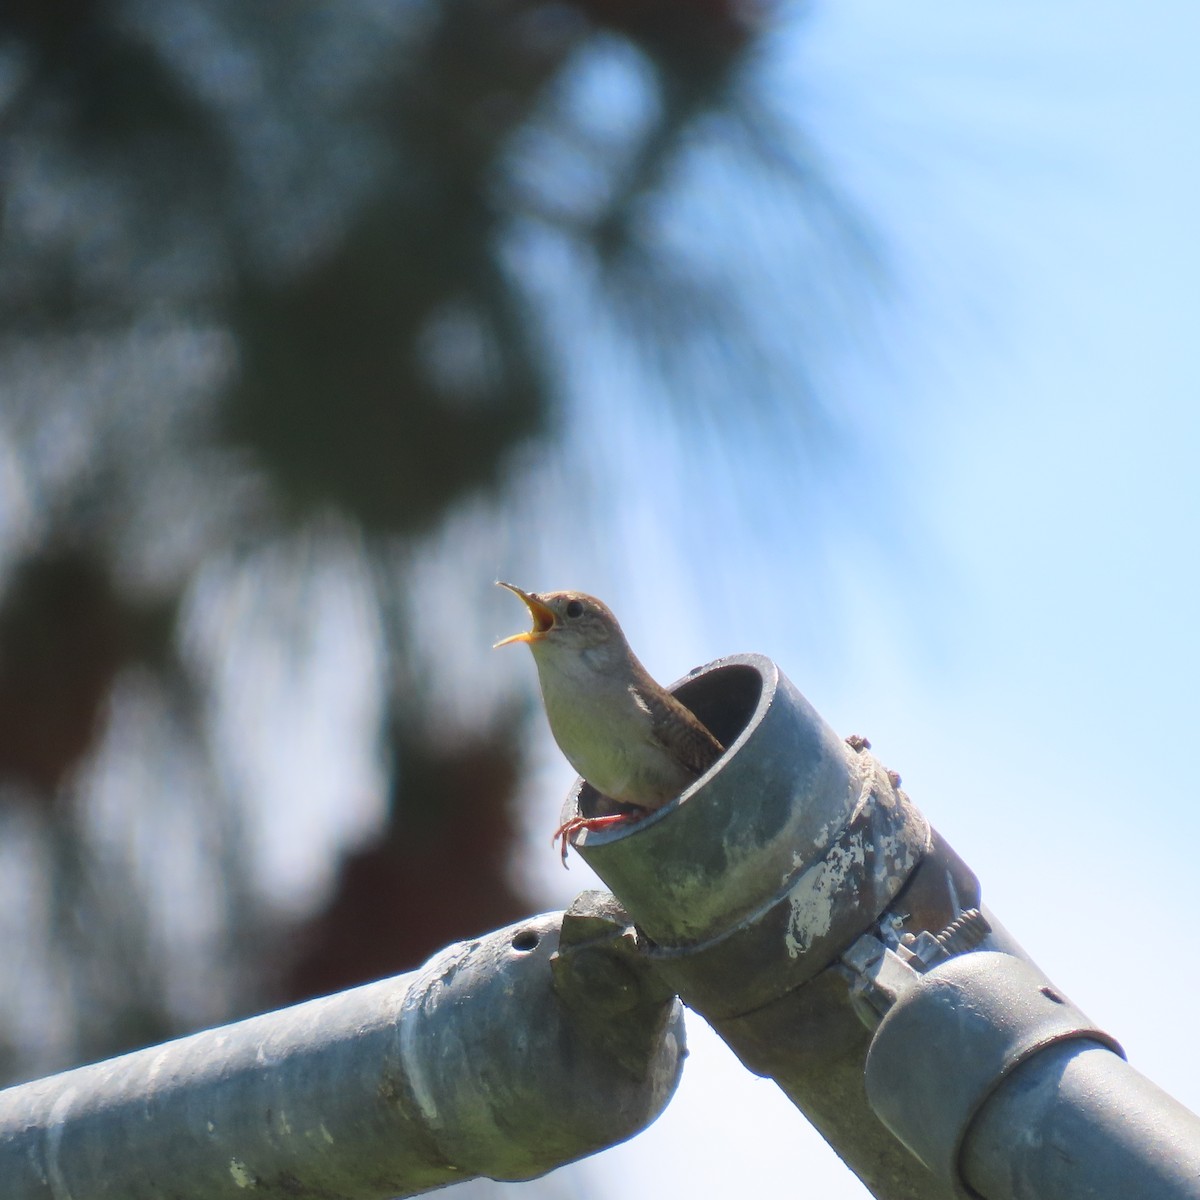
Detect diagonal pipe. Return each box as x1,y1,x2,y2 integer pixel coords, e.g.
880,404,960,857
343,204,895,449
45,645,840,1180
562,652,1200,1200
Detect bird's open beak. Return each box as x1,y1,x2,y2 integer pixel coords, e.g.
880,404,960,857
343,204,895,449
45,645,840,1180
493,581,556,647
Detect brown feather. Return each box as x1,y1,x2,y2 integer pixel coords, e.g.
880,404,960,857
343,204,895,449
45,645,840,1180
641,686,724,778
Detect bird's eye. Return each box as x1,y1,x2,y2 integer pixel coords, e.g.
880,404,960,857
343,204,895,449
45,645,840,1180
565,599,583,619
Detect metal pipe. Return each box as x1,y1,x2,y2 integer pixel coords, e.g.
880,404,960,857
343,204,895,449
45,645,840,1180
963,1041,1200,1200
563,653,1199,1200
564,653,955,1197
0,908,685,1200
862,948,1200,1199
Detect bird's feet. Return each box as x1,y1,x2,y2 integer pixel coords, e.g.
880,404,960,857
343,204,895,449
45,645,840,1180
552,812,635,868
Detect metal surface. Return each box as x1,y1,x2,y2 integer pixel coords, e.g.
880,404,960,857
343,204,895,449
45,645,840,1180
0,909,686,1199
569,654,960,1199
563,655,929,1017
567,653,1200,1200
842,910,994,1026
863,950,1123,1191
963,1041,1200,1200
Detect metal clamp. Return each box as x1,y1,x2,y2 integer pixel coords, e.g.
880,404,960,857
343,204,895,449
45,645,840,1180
859,949,1123,1196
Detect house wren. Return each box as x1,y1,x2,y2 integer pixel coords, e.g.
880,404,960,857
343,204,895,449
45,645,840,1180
494,582,724,865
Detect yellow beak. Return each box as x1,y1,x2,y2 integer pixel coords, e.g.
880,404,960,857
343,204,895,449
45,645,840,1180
494,581,556,648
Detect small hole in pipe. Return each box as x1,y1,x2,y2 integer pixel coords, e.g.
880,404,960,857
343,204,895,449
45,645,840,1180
511,929,539,952
1040,986,1064,1004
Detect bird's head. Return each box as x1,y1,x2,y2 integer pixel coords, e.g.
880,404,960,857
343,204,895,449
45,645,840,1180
494,582,622,658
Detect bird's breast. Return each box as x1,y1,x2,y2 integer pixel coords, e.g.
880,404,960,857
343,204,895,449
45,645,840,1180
534,663,696,809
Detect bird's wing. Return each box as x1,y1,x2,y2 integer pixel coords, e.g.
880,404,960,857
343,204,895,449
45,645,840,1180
635,686,725,777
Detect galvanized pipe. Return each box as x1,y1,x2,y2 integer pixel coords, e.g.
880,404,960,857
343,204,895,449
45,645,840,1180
963,1041,1200,1200
564,653,1198,1200
565,653,958,1198
864,948,1200,1199
0,909,685,1199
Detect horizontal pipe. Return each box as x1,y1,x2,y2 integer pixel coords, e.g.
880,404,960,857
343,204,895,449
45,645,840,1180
0,909,685,1199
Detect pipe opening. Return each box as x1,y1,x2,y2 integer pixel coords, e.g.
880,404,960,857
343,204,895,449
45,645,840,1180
672,662,764,750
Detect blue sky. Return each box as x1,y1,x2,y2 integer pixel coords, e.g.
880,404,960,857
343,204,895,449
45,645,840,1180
490,3,1200,1195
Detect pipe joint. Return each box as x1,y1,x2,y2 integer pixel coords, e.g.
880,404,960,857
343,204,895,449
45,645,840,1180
863,950,1123,1196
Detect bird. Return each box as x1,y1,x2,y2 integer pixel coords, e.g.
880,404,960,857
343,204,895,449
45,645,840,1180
494,582,724,865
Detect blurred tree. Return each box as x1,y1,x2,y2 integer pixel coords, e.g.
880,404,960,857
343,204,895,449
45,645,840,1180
0,0,870,1095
